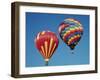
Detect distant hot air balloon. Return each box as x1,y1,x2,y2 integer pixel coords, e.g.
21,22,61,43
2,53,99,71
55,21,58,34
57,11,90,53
35,31,59,66
59,18,83,53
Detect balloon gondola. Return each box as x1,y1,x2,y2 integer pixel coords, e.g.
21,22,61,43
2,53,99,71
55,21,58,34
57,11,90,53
58,18,83,54
35,31,59,66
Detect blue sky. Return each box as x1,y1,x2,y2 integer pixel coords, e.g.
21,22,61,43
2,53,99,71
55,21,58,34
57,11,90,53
25,12,90,67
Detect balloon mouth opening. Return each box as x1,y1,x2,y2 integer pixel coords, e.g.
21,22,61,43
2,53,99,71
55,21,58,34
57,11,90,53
70,47,74,50
69,44,75,50
45,59,49,62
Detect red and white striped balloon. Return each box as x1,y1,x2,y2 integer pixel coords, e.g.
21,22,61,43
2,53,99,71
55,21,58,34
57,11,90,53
35,31,59,65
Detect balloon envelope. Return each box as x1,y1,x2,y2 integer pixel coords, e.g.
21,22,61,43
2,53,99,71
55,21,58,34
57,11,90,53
35,31,59,62
59,18,83,50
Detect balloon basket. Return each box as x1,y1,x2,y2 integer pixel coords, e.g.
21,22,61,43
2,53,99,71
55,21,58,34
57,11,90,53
71,50,74,54
45,61,48,66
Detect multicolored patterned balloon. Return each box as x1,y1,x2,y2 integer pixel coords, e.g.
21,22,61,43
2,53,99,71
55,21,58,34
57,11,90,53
35,31,59,65
59,18,83,50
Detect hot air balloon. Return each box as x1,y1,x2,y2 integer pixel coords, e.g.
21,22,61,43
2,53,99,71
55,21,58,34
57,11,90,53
59,18,83,53
35,31,59,66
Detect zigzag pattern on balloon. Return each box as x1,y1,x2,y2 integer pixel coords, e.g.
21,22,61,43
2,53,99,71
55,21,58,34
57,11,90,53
59,18,83,50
